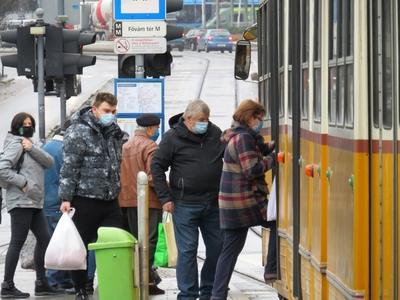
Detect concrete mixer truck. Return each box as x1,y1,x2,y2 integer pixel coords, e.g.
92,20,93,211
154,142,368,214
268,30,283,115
81,0,113,40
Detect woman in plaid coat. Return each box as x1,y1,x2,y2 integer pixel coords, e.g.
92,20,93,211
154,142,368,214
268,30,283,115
211,100,275,300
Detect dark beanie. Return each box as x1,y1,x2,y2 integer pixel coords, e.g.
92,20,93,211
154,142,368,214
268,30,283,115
136,114,160,127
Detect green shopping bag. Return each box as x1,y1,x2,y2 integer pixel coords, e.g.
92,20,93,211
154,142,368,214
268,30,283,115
154,212,177,268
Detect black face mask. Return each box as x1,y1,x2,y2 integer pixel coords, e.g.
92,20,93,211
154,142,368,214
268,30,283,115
18,126,34,138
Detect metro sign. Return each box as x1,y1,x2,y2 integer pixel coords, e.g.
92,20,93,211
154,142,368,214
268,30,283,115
114,21,167,37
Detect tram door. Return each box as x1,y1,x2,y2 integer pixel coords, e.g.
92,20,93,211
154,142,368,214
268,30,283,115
369,1,399,299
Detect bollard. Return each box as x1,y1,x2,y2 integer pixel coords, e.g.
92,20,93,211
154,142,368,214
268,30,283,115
137,171,149,300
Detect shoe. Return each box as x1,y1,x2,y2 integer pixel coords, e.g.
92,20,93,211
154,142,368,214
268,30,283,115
75,288,89,300
1,281,30,298
149,285,165,295
85,279,94,295
35,279,65,296
264,273,277,283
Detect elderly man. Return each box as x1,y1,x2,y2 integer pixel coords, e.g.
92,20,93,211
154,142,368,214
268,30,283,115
151,100,225,300
119,113,164,295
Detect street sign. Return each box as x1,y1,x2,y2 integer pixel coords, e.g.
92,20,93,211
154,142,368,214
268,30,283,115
114,21,167,38
114,37,167,54
114,0,166,20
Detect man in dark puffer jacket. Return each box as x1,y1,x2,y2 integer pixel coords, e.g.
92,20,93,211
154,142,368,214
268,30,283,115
59,93,124,300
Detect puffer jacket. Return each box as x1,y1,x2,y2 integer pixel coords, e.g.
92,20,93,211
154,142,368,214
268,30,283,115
0,133,54,211
59,107,124,202
218,122,274,229
119,130,161,209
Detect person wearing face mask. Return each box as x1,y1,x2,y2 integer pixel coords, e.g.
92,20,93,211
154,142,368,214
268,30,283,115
59,93,125,300
118,113,164,295
0,112,65,298
211,99,275,300
151,100,225,300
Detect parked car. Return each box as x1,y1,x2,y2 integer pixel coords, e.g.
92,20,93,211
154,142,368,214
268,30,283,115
197,29,233,53
184,28,206,51
168,37,185,51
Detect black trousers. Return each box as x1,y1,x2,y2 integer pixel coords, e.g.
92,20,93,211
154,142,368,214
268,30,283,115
4,208,50,282
70,198,123,289
211,227,249,300
126,207,162,284
264,220,277,275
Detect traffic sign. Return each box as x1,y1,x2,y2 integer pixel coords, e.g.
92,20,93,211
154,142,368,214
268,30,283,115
114,21,167,38
114,37,167,54
114,0,166,20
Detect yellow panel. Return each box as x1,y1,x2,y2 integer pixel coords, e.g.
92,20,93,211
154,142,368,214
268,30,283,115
327,147,354,288
328,283,347,300
300,256,311,300
300,138,312,250
353,153,370,298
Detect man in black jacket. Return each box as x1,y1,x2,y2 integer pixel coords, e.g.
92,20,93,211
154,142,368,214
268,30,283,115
59,93,124,300
151,100,225,300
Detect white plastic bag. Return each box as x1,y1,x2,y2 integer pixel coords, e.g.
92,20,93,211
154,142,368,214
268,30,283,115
267,177,277,221
45,208,87,270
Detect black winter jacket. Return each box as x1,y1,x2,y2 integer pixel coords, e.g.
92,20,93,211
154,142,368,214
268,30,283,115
59,107,124,202
151,117,225,205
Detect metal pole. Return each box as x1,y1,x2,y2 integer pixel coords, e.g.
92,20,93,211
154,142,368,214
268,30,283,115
237,0,242,27
58,0,65,15
135,55,145,78
243,0,248,26
59,80,66,129
137,171,149,300
202,0,206,28
36,9,46,141
216,0,220,29
230,0,234,28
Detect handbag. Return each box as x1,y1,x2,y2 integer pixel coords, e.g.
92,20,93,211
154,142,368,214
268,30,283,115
154,212,177,268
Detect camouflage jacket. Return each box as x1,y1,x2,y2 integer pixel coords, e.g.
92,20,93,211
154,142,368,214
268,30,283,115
59,107,124,202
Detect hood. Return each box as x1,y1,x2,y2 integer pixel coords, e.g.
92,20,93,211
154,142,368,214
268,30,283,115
71,106,100,132
3,132,23,150
221,121,259,144
168,112,183,128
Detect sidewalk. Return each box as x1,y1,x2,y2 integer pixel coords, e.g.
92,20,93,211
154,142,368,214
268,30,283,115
0,211,277,299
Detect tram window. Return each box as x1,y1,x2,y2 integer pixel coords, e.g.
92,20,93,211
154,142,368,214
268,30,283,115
313,0,322,123
345,0,353,56
279,73,284,117
314,0,321,61
288,70,292,116
266,80,271,120
302,0,309,63
314,68,321,122
382,0,393,129
302,69,309,119
337,65,345,126
259,81,264,109
328,67,337,124
278,0,284,68
345,65,354,127
329,0,339,60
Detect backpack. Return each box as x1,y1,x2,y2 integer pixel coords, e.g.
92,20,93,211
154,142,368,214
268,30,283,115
0,151,25,189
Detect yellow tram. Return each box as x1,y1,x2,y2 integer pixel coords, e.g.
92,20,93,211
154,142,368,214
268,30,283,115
235,0,399,299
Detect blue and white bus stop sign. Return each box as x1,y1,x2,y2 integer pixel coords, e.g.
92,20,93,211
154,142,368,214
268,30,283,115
114,0,166,20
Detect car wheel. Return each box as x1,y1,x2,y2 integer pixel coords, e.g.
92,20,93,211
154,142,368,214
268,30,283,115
205,44,209,53
191,43,196,51
229,49,232,53
221,50,224,53
179,46,184,52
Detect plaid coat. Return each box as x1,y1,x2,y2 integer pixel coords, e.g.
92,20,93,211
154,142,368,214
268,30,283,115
219,123,274,229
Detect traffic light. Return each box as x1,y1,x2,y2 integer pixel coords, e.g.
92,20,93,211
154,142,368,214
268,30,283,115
144,51,173,78
0,26,36,77
45,25,96,79
118,55,136,78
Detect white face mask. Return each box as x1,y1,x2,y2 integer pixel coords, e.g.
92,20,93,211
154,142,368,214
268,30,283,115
99,113,116,126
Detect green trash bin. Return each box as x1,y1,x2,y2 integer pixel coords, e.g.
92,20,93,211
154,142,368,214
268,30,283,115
89,227,138,300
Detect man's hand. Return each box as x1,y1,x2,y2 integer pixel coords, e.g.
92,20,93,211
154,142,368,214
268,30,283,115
60,201,71,213
21,138,33,151
162,201,175,213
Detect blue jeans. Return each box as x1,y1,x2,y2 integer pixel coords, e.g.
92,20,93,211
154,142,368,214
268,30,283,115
173,201,222,300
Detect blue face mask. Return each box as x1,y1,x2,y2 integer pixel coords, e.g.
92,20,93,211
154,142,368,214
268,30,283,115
193,122,208,134
150,128,160,141
99,113,116,126
252,120,263,133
